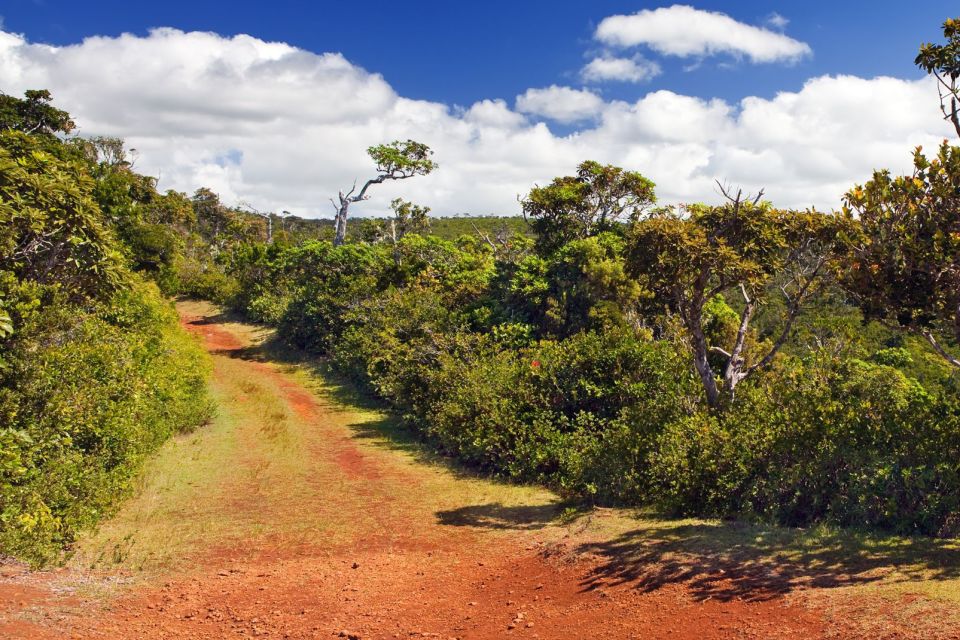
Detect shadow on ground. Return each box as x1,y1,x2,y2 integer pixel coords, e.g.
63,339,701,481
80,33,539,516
573,518,960,602
436,503,564,530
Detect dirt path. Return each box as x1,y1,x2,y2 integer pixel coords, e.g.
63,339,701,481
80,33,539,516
0,301,911,638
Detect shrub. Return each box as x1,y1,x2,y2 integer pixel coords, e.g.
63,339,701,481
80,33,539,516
0,280,211,564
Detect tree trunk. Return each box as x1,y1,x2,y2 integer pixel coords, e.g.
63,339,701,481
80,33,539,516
333,203,348,247
686,302,720,408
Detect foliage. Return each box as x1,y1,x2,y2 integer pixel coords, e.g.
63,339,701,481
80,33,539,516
0,131,125,299
0,92,211,565
651,356,960,535
627,199,849,407
844,142,960,367
916,17,960,136
0,90,75,137
522,160,655,254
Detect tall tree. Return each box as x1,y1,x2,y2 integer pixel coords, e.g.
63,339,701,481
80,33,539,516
627,189,847,408
332,140,437,247
844,143,960,367
842,16,960,368
521,160,656,254
0,90,75,137
916,17,960,137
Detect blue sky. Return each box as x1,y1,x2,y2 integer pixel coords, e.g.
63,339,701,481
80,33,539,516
4,1,953,105
1,2,957,216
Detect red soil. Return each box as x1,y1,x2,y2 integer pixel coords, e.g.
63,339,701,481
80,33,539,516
0,307,851,639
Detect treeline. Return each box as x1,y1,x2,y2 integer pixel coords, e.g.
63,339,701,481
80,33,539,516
0,91,212,565
209,178,960,537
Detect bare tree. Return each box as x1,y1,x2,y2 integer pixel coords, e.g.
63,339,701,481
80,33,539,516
331,140,437,247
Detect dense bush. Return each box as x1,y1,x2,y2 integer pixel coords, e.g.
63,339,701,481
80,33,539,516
650,356,960,535
0,279,211,564
225,217,960,537
0,100,212,565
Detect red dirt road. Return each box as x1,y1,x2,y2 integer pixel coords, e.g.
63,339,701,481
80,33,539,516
0,305,836,639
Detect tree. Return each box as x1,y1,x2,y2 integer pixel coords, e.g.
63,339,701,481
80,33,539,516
626,189,847,408
916,17,960,137
0,131,123,298
839,16,960,368
521,160,656,254
844,143,960,367
332,140,437,246
0,90,75,137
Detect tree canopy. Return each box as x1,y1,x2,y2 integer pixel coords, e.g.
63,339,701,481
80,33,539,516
0,90,76,138
522,160,656,253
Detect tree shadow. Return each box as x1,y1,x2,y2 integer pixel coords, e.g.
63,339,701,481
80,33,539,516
436,503,570,531
574,518,960,602
183,314,232,327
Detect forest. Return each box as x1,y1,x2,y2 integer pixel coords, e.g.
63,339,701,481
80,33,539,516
3,18,960,572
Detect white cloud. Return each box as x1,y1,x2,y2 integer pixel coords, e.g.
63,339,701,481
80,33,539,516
766,13,789,30
595,5,811,63
581,55,661,83
515,85,604,123
0,28,950,218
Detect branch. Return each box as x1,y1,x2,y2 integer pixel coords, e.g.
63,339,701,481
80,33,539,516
921,329,960,369
715,179,764,210
352,176,385,202
710,346,732,358
470,221,498,252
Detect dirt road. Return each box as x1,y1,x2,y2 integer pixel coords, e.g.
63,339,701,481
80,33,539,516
2,301,946,638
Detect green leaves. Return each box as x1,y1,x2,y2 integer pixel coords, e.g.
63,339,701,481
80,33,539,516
367,139,437,178
0,310,12,339
915,17,960,136
521,160,656,254
0,90,75,138
0,131,125,300
843,141,960,363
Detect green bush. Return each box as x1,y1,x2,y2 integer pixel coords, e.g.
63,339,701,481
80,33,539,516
0,279,211,565
650,356,960,534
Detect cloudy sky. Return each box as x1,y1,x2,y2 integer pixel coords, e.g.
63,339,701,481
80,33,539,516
1,1,957,217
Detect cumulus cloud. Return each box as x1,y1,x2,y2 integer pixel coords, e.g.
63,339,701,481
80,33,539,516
515,85,604,123
581,55,661,83
0,28,950,217
595,5,811,63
